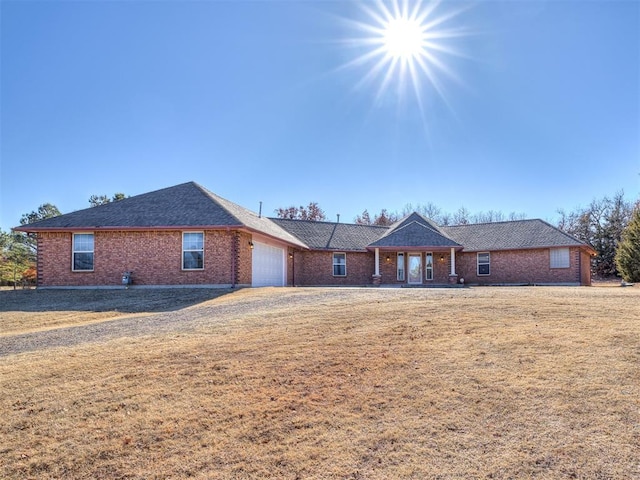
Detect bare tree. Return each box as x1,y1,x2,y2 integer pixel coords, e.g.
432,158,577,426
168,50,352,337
354,209,372,225
557,191,635,277
275,202,327,221
452,206,471,225
372,209,398,226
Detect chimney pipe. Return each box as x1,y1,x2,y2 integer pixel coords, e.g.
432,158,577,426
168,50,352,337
259,201,262,218
336,213,340,223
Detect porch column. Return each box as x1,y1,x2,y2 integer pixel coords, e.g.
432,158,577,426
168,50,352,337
372,248,382,286
449,247,458,285
450,247,456,276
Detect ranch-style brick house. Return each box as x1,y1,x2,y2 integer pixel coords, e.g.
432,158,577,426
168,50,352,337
15,182,596,288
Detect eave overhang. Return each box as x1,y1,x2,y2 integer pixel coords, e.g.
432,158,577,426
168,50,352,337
366,245,464,252
239,226,309,250
457,244,598,256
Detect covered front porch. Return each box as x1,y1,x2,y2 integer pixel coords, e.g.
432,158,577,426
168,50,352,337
372,247,462,287
367,212,465,287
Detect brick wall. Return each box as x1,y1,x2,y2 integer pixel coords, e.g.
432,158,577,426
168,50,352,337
377,251,451,285
288,248,590,287
36,230,245,287
236,231,253,286
35,231,592,288
455,247,588,285
293,251,375,286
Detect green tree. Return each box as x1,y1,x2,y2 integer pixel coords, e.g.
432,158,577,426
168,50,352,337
20,203,61,226
2,203,61,286
89,194,110,206
19,203,62,255
89,193,127,207
615,206,640,282
0,229,35,287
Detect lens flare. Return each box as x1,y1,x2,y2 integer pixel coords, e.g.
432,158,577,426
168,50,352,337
383,17,424,61
335,0,473,130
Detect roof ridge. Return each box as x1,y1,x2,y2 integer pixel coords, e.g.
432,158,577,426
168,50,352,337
445,218,540,228
269,217,390,229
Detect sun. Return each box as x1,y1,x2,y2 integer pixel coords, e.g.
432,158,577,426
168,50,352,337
383,17,425,62
336,0,472,120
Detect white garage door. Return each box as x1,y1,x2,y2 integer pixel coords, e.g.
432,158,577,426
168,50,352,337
252,242,285,287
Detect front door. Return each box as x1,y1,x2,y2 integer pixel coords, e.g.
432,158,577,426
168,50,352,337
408,253,422,284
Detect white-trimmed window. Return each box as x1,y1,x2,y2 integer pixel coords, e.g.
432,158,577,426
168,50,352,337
183,232,204,270
425,252,434,281
72,233,94,271
333,253,346,276
477,252,490,276
550,248,570,268
397,253,405,281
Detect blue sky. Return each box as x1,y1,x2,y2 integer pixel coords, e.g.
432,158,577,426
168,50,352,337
1,0,638,231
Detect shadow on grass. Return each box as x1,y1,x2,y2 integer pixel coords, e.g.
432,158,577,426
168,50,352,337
0,288,236,314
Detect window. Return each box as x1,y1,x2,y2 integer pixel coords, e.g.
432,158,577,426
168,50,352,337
550,248,570,268
333,253,346,276
425,252,433,281
397,253,405,281
183,232,204,270
72,233,94,271
477,252,490,276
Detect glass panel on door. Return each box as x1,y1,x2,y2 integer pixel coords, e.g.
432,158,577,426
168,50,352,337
408,254,422,284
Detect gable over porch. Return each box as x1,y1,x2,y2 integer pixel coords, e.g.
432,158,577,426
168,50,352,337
367,213,463,286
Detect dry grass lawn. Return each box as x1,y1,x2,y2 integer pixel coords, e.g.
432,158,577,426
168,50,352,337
1,286,639,479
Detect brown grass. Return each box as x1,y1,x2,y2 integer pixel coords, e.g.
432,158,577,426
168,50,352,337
1,286,639,479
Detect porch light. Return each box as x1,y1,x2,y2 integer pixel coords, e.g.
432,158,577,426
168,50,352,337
289,252,294,259
439,254,444,262
385,255,391,263
249,241,254,249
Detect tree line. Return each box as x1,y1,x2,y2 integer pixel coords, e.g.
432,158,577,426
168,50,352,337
2,191,639,286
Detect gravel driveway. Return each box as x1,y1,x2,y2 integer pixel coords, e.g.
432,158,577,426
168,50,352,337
0,287,414,357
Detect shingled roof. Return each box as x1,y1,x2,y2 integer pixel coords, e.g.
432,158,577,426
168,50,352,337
16,182,593,255
271,218,387,251
16,182,307,248
441,219,594,253
368,213,462,250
